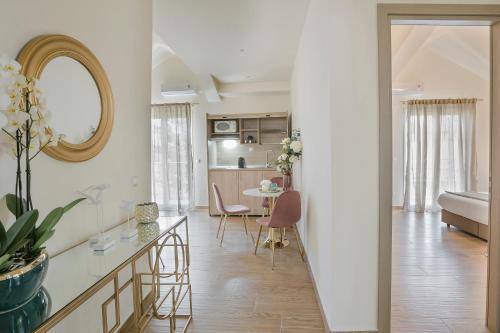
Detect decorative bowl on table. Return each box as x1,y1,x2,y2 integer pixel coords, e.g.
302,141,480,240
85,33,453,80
259,187,282,193
260,179,272,192
137,222,160,243
135,202,159,223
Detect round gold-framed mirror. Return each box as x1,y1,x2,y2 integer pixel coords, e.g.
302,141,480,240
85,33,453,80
17,34,114,162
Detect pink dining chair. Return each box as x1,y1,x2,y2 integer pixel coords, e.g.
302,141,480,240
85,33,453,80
261,177,284,216
254,190,303,269
212,183,252,247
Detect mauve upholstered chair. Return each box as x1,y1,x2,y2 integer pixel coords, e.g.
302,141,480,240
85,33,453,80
254,190,303,269
261,177,284,215
212,183,251,247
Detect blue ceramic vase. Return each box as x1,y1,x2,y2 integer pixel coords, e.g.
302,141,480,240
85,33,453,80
0,287,51,333
0,251,49,311
0,251,50,332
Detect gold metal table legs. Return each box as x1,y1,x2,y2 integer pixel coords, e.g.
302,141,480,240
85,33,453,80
133,221,193,333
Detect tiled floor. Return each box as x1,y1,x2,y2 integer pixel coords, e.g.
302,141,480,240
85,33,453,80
135,210,325,333
392,210,489,333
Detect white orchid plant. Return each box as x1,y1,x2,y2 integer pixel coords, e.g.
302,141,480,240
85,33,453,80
276,129,302,175
0,56,84,273
0,56,62,215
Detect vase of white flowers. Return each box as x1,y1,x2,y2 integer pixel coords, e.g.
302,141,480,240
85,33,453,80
0,56,84,327
275,130,302,190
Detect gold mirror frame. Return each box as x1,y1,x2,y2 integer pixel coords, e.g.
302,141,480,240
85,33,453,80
17,34,114,162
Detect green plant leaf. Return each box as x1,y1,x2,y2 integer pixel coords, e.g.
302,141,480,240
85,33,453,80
35,207,63,240
5,194,27,217
5,238,30,255
1,210,38,256
0,254,11,272
63,198,86,213
0,221,6,251
0,253,10,267
32,230,55,251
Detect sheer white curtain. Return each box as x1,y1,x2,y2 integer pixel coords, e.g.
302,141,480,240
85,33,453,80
403,100,477,212
151,103,194,211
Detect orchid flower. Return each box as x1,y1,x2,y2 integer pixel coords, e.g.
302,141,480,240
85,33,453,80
4,111,29,132
2,59,21,77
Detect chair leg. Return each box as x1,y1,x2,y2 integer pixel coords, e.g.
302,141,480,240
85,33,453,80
216,215,224,238
254,225,262,255
245,215,255,244
219,215,228,247
242,214,249,237
271,228,276,270
293,225,305,261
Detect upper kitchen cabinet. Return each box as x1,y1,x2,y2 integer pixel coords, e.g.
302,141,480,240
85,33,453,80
207,112,289,145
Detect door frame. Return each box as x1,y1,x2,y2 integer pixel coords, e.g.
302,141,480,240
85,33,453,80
378,4,500,333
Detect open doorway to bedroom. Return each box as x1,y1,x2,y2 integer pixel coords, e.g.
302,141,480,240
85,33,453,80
391,23,491,332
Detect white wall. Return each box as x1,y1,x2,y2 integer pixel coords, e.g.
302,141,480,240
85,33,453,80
292,0,498,331
151,57,290,207
392,26,491,206
0,0,152,331
0,0,152,254
290,0,336,329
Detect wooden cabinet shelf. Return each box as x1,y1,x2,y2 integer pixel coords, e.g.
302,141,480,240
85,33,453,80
260,129,287,134
207,112,289,145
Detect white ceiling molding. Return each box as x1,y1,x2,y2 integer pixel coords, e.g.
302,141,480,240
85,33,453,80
219,81,290,98
199,74,222,103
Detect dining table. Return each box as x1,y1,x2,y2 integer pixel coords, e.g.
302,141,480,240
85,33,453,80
242,187,290,248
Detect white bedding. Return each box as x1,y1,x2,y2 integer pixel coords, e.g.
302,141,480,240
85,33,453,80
437,192,489,225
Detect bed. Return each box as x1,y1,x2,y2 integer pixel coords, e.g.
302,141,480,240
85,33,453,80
437,191,489,240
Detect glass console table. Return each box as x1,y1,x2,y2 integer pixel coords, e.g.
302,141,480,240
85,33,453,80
24,216,191,333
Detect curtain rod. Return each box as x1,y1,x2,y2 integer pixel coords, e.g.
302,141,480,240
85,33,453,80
151,102,200,106
401,98,484,105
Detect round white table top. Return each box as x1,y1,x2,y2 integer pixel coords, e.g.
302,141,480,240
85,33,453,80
242,187,283,198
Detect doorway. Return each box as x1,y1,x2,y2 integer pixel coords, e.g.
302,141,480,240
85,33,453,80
378,4,500,333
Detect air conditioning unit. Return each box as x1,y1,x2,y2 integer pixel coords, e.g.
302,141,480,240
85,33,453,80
161,84,197,97
392,83,424,96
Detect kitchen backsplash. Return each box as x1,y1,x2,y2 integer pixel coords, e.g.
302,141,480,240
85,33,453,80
208,140,282,167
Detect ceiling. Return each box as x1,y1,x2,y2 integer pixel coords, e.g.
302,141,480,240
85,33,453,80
392,25,490,81
153,0,309,84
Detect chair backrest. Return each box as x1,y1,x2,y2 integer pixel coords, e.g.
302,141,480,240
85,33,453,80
271,176,283,188
268,191,301,228
212,183,225,214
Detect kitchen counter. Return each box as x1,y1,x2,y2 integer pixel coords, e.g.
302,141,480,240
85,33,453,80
208,167,281,215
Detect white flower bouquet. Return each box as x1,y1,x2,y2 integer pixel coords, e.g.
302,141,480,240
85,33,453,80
275,129,302,175
0,56,63,214
0,56,84,273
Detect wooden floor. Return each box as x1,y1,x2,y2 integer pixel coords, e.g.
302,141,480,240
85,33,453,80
392,210,489,333
141,209,325,333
